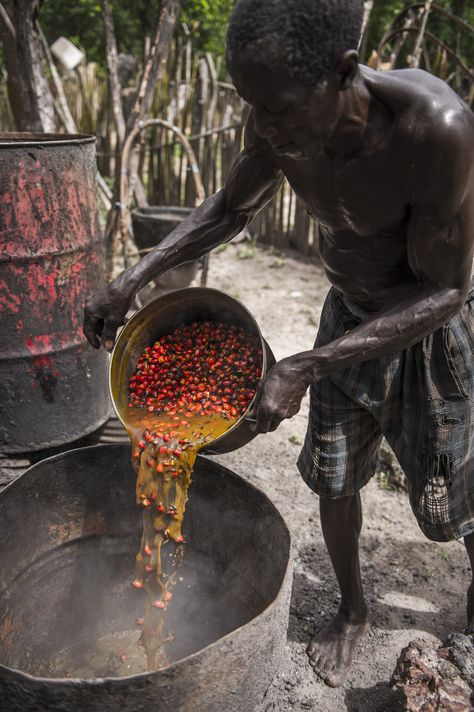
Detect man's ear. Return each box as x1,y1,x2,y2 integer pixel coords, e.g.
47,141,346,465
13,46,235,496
331,50,359,91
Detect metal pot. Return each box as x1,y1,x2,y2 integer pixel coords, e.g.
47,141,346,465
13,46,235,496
131,207,199,290
110,287,275,454
131,207,193,251
0,443,292,712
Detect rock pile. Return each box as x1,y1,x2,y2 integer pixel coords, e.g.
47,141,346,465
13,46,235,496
391,633,474,711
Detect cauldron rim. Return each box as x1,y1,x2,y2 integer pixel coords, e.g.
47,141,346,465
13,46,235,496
0,443,292,685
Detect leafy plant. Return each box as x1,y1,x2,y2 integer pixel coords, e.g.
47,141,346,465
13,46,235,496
237,245,256,260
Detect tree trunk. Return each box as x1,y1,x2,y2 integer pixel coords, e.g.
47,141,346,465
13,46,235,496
0,2,29,130
100,0,126,145
13,0,55,132
126,0,181,133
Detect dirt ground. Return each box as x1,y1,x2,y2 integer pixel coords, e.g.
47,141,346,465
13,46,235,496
195,241,471,712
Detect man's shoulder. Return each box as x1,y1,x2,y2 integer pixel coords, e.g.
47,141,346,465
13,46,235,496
402,72,472,147
379,70,473,195
365,67,474,213
365,66,474,150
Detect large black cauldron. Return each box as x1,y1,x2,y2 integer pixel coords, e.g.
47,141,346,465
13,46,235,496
0,444,292,712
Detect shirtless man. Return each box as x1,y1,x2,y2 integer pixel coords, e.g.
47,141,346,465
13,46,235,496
84,0,474,688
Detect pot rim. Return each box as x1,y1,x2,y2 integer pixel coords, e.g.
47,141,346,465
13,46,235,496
131,206,193,216
0,443,292,685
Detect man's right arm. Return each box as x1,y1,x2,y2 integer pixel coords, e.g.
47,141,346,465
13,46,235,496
83,113,283,349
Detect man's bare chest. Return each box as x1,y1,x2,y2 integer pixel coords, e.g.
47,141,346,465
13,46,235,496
280,152,408,237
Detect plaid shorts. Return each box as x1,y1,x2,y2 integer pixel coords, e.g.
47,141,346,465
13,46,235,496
297,284,474,542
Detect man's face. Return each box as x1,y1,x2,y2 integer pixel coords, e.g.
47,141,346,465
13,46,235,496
228,38,340,159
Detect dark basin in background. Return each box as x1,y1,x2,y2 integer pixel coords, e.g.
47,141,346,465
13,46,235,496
0,443,292,712
131,206,193,251
131,206,199,289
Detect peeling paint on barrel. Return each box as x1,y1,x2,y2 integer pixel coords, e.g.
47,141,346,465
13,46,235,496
0,133,111,453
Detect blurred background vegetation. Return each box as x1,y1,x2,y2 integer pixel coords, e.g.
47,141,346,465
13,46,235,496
0,0,472,260
1,0,471,75
3,0,235,72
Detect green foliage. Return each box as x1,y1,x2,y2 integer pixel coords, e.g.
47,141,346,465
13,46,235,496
181,0,234,55
377,471,397,492
364,0,474,98
365,0,474,63
12,0,474,86
40,0,105,65
39,0,234,68
363,0,406,60
236,245,256,259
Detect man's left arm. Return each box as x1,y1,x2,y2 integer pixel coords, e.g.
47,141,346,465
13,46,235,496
254,119,474,432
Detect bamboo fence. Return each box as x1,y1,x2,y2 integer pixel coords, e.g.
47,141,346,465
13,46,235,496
2,8,473,256
0,30,319,256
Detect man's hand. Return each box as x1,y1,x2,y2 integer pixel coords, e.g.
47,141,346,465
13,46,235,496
249,357,313,433
83,282,134,351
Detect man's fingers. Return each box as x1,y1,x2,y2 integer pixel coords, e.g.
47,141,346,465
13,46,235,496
83,310,102,349
100,319,123,352
267,418,281,432
260,414,281,433
250,404,282,434
254,419,281,434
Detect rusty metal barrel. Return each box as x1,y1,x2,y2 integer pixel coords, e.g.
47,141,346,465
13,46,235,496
0,133,111,453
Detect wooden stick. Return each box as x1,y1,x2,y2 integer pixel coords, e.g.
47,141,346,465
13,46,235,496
0,1,15,39
100,0,126,144
118,118,205,267
381,26,474,80
410,0,433,69
125,0,181,133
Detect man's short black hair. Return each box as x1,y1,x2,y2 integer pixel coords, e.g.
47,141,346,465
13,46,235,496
227,0,364,86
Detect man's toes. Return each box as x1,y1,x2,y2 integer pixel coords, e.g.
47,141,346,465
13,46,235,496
320,659,336,681
307,639,319,657
312,654,327,674
325,669,347,688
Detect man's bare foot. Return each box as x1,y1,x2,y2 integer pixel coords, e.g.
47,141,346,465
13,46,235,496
307,610,371,687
